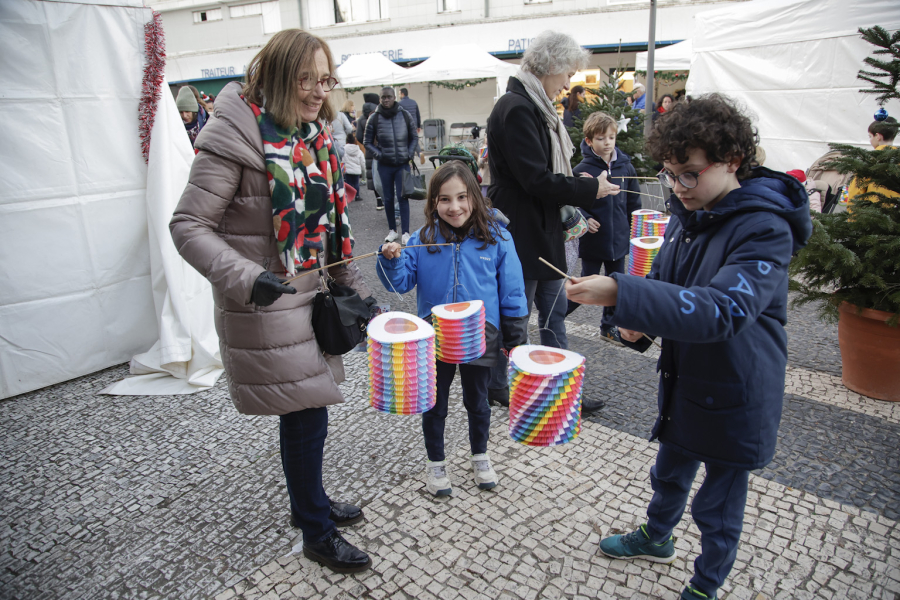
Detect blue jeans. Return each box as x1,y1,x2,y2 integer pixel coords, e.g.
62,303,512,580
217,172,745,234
566,257,625,328
645,444,750,599
344,173,360,196
423,361,492,461
279,407,335,544
489,278,568,390
377,162,410,233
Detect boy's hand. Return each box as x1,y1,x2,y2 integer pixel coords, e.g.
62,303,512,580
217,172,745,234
587,218,600,233
618,328,644,343
381,242,402,260
595,171,621,199
565,275,618,307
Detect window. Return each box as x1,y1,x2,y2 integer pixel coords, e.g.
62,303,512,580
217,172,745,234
308,0,387,27
229,2,281,34
437,0,460,13
193,8,222,23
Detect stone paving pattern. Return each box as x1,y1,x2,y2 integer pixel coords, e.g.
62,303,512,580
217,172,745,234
1,176,899,599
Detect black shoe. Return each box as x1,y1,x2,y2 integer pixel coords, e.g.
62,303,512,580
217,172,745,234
488,387,509,408
582,396,606,414
600,325,623,345
303,531,372,574
375,198,384,211
291,500,364,529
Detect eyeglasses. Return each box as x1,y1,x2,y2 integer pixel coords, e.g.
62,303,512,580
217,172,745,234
298,76,338,92
657,164,715,189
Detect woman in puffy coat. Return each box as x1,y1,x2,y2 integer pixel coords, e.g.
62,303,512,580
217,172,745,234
169,29,373,574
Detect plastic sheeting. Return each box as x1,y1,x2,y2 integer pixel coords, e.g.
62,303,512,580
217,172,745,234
687,0,900,172
636,40,692,71
100,84,224,396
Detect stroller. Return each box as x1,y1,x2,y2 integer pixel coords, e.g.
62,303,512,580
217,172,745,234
806,150,853,214
428,143,481,180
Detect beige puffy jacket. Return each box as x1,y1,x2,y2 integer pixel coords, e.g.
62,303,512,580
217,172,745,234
170,82,372,415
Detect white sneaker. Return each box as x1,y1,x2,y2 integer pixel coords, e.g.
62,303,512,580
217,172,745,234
401,232,411,245
470,453,498,490
384,230,399,243
425,460,452,496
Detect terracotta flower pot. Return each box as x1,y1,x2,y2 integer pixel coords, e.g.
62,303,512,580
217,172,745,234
838,302,900,401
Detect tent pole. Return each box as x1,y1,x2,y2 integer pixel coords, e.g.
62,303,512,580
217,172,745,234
644,0,656,140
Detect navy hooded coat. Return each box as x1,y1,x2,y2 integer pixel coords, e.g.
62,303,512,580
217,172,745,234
610,168,812,470
573,139,642,262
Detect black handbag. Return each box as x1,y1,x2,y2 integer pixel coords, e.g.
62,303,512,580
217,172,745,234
402,162,427,200
312,272,370,355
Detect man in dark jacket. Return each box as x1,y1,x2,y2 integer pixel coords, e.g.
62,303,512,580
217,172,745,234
565,95,813,600
364,86,417,244
399,88,423,162
357,92,382,210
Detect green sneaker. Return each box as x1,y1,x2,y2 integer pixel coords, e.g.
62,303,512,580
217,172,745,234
681,585,716,600
598,524,677,564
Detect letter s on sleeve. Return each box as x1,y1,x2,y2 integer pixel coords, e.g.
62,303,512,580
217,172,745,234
679,290,697,315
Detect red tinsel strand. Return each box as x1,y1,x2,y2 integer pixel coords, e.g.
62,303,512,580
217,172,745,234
139,11,166,163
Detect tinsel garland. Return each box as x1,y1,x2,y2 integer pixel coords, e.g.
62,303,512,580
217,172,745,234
139,11,166,163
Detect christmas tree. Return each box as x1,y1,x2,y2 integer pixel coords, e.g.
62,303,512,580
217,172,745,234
565,73,653,177
789,26,900,325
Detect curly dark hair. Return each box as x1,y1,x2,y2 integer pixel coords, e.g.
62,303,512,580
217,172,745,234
646,93,759,180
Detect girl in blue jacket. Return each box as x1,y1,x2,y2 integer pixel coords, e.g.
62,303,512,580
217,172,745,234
378,160,528,497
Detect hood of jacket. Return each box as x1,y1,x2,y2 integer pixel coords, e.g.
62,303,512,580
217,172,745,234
578,138,633,171
193,81,265,173
344,143,362,157
669,166,812,254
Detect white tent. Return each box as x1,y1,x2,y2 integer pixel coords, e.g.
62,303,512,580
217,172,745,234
395,43,519,96
687,0,900,172
636,40,692,72
0,0,222,398
336,53,408,88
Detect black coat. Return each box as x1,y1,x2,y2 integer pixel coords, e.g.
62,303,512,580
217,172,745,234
364,105,417,167
357,102,378,192
486,77,599,280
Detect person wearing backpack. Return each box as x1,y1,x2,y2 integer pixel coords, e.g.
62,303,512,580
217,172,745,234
364,86,418,245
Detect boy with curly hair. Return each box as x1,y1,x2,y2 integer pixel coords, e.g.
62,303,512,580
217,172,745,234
566,94,812,600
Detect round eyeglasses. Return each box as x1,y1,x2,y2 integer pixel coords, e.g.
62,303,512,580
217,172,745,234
298,76,338,92
657,163,715,189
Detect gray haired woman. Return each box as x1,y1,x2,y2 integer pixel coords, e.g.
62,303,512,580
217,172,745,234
485,30,619,412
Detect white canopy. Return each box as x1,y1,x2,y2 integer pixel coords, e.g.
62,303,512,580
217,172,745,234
686,0,900,172
636,40,692,72
394,43,519,92
336,53,408,88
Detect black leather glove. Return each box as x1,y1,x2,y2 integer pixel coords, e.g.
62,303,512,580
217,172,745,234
251,271,297,307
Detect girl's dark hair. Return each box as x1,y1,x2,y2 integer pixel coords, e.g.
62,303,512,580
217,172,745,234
658,93,675,104
569,85,585,114
647,93,759,180
420,160,498,252
346,132,356,144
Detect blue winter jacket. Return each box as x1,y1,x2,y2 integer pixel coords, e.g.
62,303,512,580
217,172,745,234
610,167,813,469
376,219,529,367
363,105,417,166
573,140,642,262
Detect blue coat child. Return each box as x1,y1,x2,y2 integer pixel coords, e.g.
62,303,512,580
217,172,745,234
612,167,813,469
573,138,642,263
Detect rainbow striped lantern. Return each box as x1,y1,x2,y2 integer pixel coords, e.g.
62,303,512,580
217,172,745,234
507,345,586,447
367,312,437,415
431,300,487,364
630,209,664,239
642,217,670,238
627,236,665,277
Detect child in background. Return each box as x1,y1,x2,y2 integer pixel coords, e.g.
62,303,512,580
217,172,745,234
342,132,365,200
786,169,821,212
566,112,641,349
565,94,812,600
847,114,898,208
378,161,528,496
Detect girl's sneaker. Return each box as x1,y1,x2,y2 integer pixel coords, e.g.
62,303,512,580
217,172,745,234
425,460,452,496
470,453,498,489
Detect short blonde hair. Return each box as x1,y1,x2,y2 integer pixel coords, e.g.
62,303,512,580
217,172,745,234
341,99,354,113
583,112,617,141
243,29,338,127
522,31,590,77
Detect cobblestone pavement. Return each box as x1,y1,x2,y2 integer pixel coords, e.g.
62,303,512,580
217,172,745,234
2,177,899,600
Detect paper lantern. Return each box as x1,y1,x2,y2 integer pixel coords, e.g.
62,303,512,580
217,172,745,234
431,300,486,364
367,312,436,414
630,209,664,239
642,217,670,238
627,236,665,278
507,345,586,447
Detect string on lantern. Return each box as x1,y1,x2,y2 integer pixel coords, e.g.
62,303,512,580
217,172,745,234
139,10,166,163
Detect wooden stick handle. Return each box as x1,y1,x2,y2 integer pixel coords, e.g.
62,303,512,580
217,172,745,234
538,256,571,280
643,333,663,349
281,243,452,284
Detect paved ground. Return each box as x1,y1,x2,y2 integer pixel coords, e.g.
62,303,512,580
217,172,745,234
2,167,899,600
